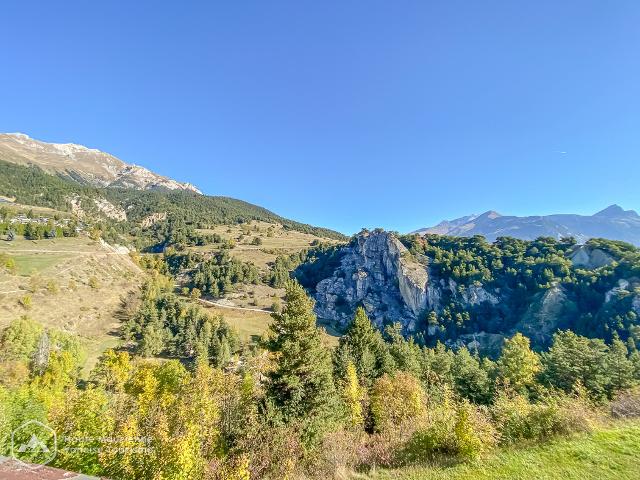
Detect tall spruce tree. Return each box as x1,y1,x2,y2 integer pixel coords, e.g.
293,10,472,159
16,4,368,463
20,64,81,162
263,280,338,441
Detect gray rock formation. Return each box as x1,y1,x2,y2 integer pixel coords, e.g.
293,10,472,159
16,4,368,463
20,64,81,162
515,284,577,347
314,230,431,330
313,230,500,331
570,245,614,269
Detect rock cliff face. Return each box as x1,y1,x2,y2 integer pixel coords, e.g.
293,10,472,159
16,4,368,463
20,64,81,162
314,230,432,330
570,245,614,269
308,229,639,350
313,230,498,331
514,285,577,347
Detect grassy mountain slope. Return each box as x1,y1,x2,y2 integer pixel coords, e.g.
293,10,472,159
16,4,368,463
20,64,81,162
0,236,143,374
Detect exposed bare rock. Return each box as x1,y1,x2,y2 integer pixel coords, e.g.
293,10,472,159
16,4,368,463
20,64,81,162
141,212,167,228
605,279,631,303
67,194,86,218
570,245,614,269
311,230,500,332
515,285,577,347
314,231,430,329
93,198,127,221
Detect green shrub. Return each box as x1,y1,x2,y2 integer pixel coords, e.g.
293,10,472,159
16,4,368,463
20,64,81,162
399,393,496,464
453,402,497,460
18,295,32,310
491,391,597,445
370,372,426,432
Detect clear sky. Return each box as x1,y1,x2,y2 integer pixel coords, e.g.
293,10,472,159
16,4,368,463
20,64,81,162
1,1,639,234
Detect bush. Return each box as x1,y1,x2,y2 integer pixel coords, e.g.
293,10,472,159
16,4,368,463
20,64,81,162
46,279,58,294
315,429,365,478
491,391,597,445
453,402,497,460
370,372,425,432
400,396,496,464
19,295,32,310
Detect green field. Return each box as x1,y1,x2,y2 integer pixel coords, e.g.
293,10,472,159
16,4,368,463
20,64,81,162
370,423,640,480
202,303,340,346
10,253,71,275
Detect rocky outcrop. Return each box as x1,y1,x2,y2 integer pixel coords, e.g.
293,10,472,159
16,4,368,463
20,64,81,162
312,230,499,331
570,245,614,269
605,279,631,303
515,285,577,347
93,198,127,221
141,212,167,228
314,231,427,330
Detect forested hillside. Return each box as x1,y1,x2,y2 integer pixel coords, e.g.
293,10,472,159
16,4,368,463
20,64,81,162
0,160,346,243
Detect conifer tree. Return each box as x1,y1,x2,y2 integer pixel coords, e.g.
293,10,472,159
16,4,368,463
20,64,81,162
342,361,364,429
263,280,338,441
608,334,636,394
334,306,390,386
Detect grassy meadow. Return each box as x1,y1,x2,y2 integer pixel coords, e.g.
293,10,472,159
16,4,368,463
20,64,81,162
369,422,640,480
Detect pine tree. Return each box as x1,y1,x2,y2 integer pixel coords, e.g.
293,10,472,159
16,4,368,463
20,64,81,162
541,330,610,400
451,347,492,404
140,322,166,357
496,333,540,393
608,335,635,394
334,306,390,386
263,280,338,442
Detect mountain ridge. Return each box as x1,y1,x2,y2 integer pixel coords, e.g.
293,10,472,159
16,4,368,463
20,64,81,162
414,205,640,245
0,132,201,194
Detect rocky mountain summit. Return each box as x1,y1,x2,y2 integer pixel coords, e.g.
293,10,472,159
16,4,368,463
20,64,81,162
0,133,201,193
314,230,434,330
414,205,640,245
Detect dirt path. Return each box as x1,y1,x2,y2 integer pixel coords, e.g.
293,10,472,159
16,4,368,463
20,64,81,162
0,248,123,254
198,298,271,314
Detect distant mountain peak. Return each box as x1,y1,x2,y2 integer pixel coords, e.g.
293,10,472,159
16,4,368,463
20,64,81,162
477,210,502,220
0,133,201,194
413,205,640,245
594,204,638,218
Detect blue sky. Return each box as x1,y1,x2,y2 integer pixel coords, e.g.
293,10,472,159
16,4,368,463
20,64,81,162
1,1,639,234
